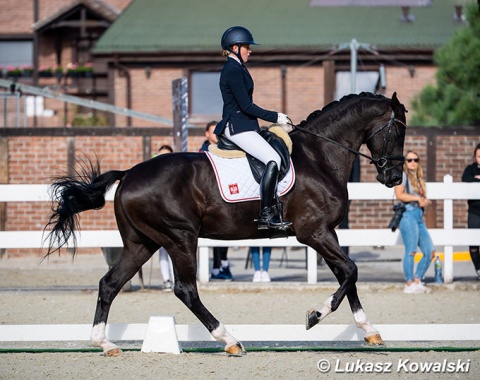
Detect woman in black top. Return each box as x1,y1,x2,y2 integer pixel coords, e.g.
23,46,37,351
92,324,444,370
461,143,480,279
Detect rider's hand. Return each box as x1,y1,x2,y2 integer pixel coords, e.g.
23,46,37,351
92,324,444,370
277,113,289,125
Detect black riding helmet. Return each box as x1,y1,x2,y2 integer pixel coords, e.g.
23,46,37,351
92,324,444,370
221,26,257,62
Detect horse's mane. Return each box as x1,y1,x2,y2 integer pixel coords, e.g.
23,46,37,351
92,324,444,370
298,92,389,128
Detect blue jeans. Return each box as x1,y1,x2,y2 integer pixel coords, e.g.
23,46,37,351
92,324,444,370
251,247,272,272
399,205,435,282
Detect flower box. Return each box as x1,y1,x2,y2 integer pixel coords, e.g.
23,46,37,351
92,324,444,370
39,66,53,78
6,66,22,78
66,62,94,78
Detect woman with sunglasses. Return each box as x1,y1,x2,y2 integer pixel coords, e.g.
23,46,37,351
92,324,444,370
394,150,436,294
214,26,291,231
461,143,480,279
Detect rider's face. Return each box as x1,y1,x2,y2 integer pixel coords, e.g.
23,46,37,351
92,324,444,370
240,44,251,63
232,44,251,63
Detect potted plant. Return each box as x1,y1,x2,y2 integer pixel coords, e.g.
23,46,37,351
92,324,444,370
21,65,34,78
66,63,79,78
83,62,94,78
39,65,53,78
54,65,63,79
6,66,22,78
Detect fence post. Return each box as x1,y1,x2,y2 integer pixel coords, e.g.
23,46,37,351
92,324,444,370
307,247,317,284
198,246,210,283
443,174,453,283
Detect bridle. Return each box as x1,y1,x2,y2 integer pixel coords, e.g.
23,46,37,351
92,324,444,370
291,111,406,172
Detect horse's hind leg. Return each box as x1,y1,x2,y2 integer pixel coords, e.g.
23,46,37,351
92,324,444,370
167,241,246,356
91,242,152,356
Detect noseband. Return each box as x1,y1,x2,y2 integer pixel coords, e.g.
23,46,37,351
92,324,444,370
292,111,406,172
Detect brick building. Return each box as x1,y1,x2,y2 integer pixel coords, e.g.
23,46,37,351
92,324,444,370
1,1,478,255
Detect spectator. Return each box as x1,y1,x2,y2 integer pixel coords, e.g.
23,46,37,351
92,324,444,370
394,150,435,294
154,144,175,291
199,121,233,281
199,120,218,152
251,246,272,282
461,143,480,280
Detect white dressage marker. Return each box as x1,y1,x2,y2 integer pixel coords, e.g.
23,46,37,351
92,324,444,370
141,316,181,354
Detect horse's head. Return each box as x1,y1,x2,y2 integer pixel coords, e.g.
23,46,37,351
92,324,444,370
365,92,407,187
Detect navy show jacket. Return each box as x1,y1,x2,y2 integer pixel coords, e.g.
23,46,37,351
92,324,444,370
214,57,277,136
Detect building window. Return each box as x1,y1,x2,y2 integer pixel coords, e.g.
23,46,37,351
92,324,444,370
190,71,222,118
0,41,33,68
335,71,380,100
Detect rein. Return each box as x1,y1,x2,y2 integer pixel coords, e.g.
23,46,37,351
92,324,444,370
290,111,406,170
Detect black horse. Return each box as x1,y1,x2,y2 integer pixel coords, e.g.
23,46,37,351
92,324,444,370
45,92,406,356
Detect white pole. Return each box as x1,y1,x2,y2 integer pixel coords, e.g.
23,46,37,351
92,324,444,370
350,39,358,94
198,246,210,283
443,174,454,283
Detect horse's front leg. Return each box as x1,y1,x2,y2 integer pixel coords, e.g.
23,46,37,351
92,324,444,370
302,231,384,345
347,288,384,345
169,243,246,356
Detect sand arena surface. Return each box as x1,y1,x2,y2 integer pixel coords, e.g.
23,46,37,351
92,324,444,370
0,252,479,379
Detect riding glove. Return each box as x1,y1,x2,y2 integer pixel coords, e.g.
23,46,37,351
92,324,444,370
277,113,289,125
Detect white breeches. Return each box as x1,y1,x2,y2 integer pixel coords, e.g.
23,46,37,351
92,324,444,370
225,128,281,170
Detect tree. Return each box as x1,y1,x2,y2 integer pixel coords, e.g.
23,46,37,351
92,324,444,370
411,3,480,126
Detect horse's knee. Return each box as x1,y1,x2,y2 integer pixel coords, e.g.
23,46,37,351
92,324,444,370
345,260,358,282
173,285,199,309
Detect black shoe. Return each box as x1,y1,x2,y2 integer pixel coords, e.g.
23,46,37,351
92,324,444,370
210,266,233,281
258,207,292,230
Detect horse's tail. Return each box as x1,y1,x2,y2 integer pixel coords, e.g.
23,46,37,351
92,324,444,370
44,158,126,256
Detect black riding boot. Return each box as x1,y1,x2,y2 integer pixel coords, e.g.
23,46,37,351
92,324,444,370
258,161,292,230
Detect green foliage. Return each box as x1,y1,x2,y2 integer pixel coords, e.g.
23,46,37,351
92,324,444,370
411,3,480,126
71,113,109,127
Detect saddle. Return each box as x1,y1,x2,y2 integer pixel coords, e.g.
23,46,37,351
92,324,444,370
209,125,292,184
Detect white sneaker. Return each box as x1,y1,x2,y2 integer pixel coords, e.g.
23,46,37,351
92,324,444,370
163,280,173,292
252,271,262,282
415,282,431,293
403,284,416,294
403,283,429,294
261,271,271,282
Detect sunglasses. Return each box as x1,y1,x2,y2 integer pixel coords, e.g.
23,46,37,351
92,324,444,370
406,158,419,163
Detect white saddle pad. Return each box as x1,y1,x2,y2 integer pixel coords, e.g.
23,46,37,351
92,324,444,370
205,151,295,203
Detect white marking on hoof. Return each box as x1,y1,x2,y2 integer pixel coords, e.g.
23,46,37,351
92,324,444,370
353,309,379,337
317,295,334,322
91,322,120,354
211,323,239,349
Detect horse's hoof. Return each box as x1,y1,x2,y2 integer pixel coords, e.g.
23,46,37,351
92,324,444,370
103,348,123,357
225,342,246,356
364,334,385,346
306,309,321,330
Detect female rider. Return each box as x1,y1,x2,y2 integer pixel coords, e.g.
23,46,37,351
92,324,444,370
214,26,291,230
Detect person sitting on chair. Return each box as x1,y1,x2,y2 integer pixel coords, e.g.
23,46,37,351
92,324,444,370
214,26,291,231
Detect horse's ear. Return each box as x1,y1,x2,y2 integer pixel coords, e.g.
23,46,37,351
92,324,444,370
391,92,407,115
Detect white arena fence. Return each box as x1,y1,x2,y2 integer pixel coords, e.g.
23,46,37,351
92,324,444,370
0,174,479,284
